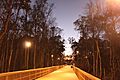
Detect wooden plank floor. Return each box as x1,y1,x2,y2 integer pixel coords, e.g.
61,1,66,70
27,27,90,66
35,65,79,80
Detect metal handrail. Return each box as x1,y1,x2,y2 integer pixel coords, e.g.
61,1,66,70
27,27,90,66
0,65,64,80
72,66,101,80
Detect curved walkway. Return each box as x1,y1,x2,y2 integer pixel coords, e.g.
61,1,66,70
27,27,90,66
36,65,79,80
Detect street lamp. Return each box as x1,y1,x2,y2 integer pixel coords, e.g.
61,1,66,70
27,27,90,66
84,56,88,59
24,41,31,69
57,58,60,60
76,51,79,55
25,41,31,48
51,54,54,66
57,58,60,65
84,55,90,71
51,54,53,58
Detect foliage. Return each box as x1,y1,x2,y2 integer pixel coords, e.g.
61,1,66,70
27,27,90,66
72,0,120,79
0,0,65,73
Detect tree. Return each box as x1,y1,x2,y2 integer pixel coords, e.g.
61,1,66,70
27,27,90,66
73,0,120,79
0,0,65,73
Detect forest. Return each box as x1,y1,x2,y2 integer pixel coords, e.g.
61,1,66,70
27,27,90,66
70,1,120,80
0,0,120,80
0,0,65,73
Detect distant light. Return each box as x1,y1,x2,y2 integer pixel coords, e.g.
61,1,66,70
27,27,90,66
57,58,60,60
25,41,31,48
76,51,79,54
84,56,88,59
51,55,53,58
64,57,72,60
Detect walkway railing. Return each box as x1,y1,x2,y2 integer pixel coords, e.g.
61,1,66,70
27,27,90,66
0,65,64,80
73,66,101,80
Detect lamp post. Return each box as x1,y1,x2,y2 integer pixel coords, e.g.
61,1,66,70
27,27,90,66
51,54,54,66
57,57,60,65
25,41,31,48
25,41,31,69
57,57,60,60
76,51,79,55
84,56,90,72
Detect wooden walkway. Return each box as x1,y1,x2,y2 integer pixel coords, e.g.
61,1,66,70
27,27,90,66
35,65,79,80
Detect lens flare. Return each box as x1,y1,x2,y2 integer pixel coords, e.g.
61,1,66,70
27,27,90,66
106,0,120,5
106,0,120,11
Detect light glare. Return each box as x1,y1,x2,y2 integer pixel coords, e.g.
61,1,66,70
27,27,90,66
25,41,31,48
106,0,120,6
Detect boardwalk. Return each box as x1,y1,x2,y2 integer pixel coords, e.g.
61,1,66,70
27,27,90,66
36,65,79,80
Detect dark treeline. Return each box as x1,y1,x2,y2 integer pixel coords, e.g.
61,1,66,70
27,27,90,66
0,0,65,73
70,1,120,80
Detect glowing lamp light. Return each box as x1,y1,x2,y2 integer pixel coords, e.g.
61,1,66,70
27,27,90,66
106,0,120,6
76,51,79,54
106,0,120,12
57,58,60,60
107,0,120,3
110,0,120,3
25,41,31,48
51,55,54,58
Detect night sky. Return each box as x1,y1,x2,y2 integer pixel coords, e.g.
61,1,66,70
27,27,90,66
49,0,89,55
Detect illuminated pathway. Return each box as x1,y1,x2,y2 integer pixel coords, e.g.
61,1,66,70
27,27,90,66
35,65,79,80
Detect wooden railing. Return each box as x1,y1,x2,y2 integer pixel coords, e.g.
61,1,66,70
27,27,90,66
72,66,101,80
0,65,64,80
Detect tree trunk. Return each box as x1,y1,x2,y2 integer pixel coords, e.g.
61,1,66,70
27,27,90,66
7,37,14,72
33,43,36,69
95,40,102,78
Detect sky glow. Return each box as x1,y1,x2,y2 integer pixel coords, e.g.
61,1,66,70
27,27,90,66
50,0,88,55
